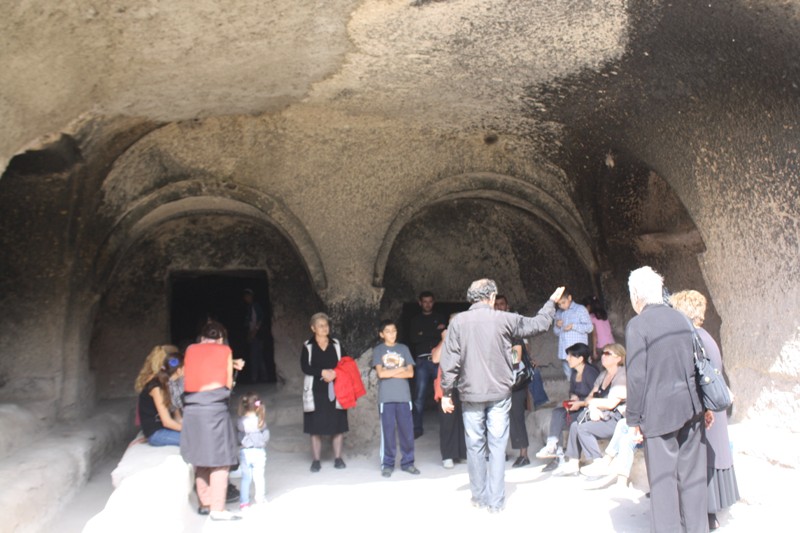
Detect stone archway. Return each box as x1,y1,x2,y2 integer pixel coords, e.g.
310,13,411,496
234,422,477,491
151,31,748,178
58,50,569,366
372,173,598,288
93,181,328,294
88,206,323,398
377,196,596,378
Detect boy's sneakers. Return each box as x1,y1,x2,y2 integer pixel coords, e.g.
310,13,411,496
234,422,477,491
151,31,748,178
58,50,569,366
442,458,454,469
334,458,346,469
401,465,421,475
310,460,321,472
381,467,393,478
535,442,559,459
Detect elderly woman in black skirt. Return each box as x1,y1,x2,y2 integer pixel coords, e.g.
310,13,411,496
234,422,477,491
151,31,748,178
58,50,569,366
671,290,739,531
301,312,349,472
181,320,245,522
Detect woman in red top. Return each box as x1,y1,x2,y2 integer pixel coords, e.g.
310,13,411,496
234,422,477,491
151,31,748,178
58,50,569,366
181,320,244,522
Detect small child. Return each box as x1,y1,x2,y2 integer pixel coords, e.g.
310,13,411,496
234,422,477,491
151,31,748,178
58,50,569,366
373,319,420,477
237,392,270,509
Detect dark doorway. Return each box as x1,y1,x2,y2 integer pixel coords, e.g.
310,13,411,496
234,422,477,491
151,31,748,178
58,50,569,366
398,300,470,420
169,270,276,383
398,300,470,346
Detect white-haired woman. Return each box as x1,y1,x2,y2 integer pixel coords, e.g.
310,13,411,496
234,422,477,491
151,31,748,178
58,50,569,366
671,290,739,531
301,312,349,472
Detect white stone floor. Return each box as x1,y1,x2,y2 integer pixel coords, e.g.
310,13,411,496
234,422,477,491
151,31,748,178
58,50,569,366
49,391,796,533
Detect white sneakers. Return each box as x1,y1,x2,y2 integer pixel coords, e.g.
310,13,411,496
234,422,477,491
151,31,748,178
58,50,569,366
209,510,242,521
535,442,561,459
580,455,613,477
442,459,455,469
553,458,579,476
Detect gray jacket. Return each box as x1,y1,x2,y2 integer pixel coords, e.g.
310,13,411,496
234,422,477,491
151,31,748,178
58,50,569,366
440,300,556,403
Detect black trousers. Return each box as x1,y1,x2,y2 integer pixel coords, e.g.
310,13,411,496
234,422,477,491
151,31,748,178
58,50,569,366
439,390,467,461
644,416,708,533
509,386,529,450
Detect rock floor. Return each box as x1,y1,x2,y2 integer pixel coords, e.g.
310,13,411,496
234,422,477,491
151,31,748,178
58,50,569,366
47,383,795,533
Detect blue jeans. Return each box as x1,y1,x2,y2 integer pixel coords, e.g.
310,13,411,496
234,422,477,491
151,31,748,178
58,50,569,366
462,396,511,510
148,428,181,447
239,447,266,504
607,419,641,478
413,357,438,433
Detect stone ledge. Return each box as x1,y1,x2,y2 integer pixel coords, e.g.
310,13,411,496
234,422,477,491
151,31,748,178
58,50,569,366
0,400,133,533
0,403,45,460
83,443,194,533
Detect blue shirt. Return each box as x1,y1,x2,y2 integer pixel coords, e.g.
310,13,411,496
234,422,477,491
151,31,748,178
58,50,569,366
553,302,593,360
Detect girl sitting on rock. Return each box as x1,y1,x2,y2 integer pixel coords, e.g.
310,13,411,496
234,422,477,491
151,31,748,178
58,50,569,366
135,346,183,446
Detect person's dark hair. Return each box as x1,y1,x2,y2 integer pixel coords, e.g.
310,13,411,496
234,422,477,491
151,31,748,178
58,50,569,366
495,294,507,304
581,296,608,320
418,291,435,300
560,286,572,299
201,320,227,340
565,342,591,362
379,318,397,332
239,391,267,429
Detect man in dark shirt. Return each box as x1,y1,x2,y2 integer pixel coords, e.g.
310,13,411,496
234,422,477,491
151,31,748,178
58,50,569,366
243,289,266,382
625,266,706,533
409,291,447,438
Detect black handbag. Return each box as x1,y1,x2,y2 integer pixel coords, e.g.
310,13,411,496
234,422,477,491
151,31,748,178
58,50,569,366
512,352,535,391
684,316,732,412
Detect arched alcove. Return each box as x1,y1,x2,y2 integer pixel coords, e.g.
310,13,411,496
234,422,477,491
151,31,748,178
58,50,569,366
373,173,599,288
94,181,328,293
378,197,595,377
89,211,322,398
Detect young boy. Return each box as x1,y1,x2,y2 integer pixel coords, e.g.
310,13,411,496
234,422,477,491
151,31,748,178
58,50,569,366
373,319,420,477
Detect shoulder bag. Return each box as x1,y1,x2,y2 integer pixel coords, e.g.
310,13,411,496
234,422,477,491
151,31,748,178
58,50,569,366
682,315,732,412
512,351,535,391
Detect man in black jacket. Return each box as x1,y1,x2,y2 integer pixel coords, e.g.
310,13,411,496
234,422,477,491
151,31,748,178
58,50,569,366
625,266,707,532
409,291,447,438
440,279,563,513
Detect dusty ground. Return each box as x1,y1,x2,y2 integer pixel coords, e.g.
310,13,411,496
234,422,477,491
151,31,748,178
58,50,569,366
50,383,794,533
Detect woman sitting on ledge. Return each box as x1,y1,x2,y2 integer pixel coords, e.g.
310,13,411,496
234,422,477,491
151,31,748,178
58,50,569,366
134,345,184,446
535,342,600,470
553,343,627,476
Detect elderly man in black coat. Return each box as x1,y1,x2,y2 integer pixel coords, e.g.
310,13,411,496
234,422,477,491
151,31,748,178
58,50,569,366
625,266,707,533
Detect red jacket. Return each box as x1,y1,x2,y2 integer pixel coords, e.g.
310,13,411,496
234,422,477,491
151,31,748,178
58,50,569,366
334,356,366,409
